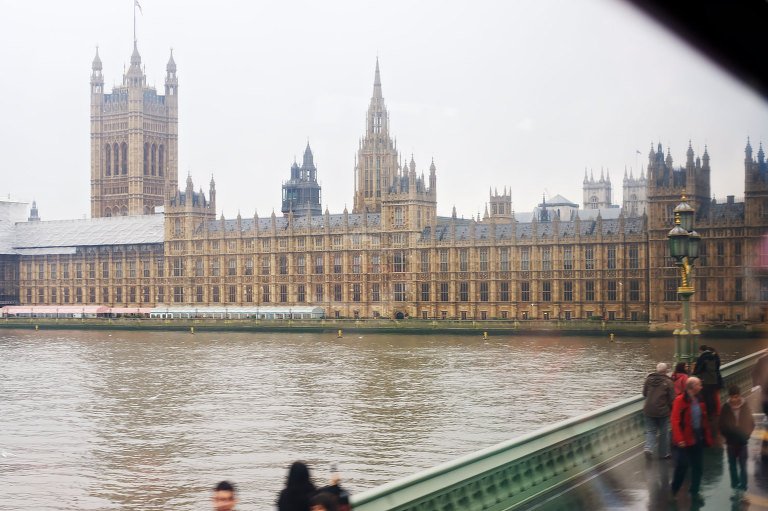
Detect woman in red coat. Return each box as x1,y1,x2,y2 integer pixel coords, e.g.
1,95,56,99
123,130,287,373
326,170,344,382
670,376,712,503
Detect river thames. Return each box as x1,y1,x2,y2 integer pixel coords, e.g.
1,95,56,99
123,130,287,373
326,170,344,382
1,329,765,509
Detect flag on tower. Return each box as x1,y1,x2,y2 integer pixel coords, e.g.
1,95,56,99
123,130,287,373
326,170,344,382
135,0,143,14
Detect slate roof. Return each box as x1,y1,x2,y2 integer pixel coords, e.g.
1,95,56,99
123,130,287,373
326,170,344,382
2,214,165,254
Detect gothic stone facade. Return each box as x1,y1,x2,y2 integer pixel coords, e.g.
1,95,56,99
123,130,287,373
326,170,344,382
4,54,768,324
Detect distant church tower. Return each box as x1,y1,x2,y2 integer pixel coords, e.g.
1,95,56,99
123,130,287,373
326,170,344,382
488,187,513,219
352,59,400,214
583,169,612,209
90,43,179,218
744,139,768,226
281,142,322,217
622,167,647,217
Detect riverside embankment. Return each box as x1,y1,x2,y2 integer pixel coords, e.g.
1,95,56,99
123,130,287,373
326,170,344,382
0,317,763,337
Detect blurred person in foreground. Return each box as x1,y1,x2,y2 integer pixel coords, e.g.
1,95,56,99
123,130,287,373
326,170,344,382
212,481,238,511
309,492,339,511
752,351,768,418
671,376,712,504
277,461,317,511
719,384,755,499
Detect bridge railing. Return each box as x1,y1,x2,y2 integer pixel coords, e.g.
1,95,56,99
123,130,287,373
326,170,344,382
351,349,766,511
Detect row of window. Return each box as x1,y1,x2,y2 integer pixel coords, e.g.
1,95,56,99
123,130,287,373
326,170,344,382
663,277,747,302
24,260,163,280
26,279,644,306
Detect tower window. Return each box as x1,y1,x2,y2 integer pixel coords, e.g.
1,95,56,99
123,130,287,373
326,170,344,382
121,143,128,174
151,143,157,175
144,143,149,175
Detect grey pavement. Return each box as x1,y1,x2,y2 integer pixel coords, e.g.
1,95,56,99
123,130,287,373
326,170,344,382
528,416,768,511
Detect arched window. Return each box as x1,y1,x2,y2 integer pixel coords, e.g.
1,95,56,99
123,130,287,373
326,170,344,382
113,143,120,177
158,145,164,176
105,144,111,176
151,144,157,176
143,143,149,175
121,205,128,216
121,143,128,174
104,207,111,217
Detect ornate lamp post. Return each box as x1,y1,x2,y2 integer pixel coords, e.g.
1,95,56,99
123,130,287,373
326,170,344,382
667,194,702,364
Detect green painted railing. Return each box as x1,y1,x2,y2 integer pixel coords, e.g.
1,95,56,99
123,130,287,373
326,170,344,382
351,349,767,511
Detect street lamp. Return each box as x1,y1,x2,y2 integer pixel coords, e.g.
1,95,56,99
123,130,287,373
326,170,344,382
667,194,701,364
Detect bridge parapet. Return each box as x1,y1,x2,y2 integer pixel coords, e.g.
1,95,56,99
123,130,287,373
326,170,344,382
351,349,766,511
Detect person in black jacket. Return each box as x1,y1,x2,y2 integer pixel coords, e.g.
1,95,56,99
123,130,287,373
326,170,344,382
693,345,722,416
719,385,755,497
277,461,317,511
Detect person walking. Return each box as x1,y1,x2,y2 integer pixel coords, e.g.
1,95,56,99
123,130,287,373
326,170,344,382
671,362,689,397
643,362,675,459
671,376,712,503
719,385,755,499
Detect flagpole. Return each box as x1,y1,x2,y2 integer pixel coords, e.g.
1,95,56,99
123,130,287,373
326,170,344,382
133,0,136,44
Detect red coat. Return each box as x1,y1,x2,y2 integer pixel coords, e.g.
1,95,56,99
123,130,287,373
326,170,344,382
671,392,712,447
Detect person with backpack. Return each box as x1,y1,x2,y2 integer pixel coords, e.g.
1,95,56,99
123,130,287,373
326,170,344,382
642,362,675,459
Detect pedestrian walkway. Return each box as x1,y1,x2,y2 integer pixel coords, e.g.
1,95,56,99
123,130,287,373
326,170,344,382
528,416,768,510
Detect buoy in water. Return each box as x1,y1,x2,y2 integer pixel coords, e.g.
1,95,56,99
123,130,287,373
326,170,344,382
337,329,343,338
35,325,39,331
190,326,195,334
483,331,488,340
609,333,615,342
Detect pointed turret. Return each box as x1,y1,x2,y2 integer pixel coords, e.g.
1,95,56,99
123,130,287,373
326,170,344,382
686,140,695,166
759,143,765,164
746,138,753,160
166,49,177,73
702,145,710,170
90,47,104,95
303,142,314,168
373,57,382,99
92,47,102,73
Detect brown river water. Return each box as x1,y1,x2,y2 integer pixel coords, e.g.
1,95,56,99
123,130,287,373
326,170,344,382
1,329,765,510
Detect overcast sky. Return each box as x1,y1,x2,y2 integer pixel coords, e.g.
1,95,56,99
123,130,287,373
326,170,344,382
1,0,766,221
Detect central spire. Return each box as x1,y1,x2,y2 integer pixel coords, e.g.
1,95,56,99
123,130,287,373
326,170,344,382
373,57,382,99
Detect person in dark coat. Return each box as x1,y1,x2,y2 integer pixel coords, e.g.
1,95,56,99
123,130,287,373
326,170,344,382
671,376,712,503
719,385,755,496
277,461,317,511
693,345,722,416
642,362,675,459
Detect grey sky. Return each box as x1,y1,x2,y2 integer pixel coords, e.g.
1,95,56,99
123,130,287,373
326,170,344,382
1,0,766,220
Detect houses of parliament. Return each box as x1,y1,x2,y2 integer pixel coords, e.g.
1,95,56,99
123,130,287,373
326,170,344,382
1,44,767,325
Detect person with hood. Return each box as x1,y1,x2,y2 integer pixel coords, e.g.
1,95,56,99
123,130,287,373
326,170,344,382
693,345,722,416
719,385,755,497
671,377,712,503
642,362,675,459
